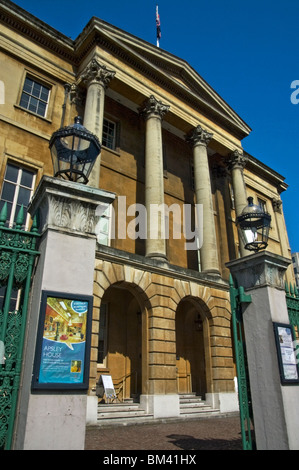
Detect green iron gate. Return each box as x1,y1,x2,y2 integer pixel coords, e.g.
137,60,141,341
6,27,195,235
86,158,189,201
286,282,299,332
229,274,255,450
285,282,299,360
0,203,39,450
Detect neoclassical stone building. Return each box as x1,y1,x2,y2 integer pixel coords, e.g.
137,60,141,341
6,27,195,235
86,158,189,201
0,0,295,422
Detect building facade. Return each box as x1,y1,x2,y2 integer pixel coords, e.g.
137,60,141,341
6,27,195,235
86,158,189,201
0,0,295,420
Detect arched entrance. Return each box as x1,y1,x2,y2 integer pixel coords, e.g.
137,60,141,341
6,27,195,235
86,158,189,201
176,298,208,398
98,284,144,400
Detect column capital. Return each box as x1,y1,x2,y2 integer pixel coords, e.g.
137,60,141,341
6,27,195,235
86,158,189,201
272,197,283,213
80,58,116,89
185,125,213,147
228,149,248,170
69,83,85,107
139,95,170,120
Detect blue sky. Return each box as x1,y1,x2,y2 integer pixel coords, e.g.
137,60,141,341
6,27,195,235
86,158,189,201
11,0,299,253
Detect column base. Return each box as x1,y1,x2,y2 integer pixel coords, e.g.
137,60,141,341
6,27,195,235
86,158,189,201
86,395,98,425
205,392,239,413
145,252,168,262
140,394,180,419
202,269,221,277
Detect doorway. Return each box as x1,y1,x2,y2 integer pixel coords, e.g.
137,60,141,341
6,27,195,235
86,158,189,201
98,285,143,400
176,298,207,398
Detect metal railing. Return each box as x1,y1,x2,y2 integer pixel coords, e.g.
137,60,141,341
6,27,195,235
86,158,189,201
0,204,40,450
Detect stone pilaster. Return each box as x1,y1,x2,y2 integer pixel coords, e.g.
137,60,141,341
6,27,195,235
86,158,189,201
80,58,116,188
139,95,169,261
272,197,292,272
228,149,250,257
186,125,220,275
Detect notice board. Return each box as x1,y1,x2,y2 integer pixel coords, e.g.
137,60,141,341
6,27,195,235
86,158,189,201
100,375,116,399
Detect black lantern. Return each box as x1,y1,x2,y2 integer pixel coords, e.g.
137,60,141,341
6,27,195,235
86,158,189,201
49,116,101,184
237,197,271,252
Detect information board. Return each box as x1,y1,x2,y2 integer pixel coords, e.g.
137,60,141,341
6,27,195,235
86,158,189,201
100,375,117,399
273,322,299,385
32,291,93,390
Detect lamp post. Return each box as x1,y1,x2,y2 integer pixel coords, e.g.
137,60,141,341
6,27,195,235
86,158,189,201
237,196,271,252
49,116,101,185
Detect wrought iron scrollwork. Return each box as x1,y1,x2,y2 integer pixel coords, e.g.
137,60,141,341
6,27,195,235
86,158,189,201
0,203,40,450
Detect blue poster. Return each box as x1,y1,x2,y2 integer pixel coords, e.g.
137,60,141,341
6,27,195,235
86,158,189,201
38,297,88,384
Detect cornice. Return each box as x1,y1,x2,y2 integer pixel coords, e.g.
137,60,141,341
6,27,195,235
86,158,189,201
245,152,288,193
0,0,75,63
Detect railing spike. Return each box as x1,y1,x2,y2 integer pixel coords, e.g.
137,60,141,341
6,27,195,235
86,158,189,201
290,283,294,296
30,215,39,233
15,205,24,229
285,281,289,294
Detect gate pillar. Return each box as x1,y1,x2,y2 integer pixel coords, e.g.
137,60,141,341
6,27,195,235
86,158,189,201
13,176,115,450
227,251,299,450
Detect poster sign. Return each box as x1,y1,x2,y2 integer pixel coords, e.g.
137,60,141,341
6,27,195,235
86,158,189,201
273,322,299,385
32,291,93,390
100,375,117,400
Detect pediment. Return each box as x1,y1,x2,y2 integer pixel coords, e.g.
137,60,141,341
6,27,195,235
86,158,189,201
75,18,251,140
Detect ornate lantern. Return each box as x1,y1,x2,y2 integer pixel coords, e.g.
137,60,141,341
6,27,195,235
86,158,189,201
237,197,271,252
49,116,101,184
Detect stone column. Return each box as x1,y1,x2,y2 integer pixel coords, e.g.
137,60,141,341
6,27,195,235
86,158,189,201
186,125,220,275
80,58,115,188
139,95,169,261
228,149,250,257
227,251,299,450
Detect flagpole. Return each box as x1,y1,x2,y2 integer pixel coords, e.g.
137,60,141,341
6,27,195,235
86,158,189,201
156,4,161,48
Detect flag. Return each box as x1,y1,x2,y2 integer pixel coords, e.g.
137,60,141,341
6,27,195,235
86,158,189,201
156,5,161,44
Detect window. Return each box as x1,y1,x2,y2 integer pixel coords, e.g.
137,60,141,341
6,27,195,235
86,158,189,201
97,303,108,366
95,203,112,246
19,76,50,118
257,198,267,212
0,286,19,312
0,163,36,228
102,118,116,150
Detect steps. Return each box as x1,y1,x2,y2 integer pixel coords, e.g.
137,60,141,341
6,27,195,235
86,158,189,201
179,393,220,418
96,394,220,426
97,399,153,426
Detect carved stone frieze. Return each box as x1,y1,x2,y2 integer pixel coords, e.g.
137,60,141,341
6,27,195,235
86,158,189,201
28,176,116,238
139,95,170,120
226,251,291,291
39,194,97,235
185,125,213,147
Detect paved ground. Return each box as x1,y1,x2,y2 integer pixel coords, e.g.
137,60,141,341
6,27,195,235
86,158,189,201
85,415,243,451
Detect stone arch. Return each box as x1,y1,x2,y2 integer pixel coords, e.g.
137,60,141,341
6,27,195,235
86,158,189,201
173,278,233,397
92,260,152,399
